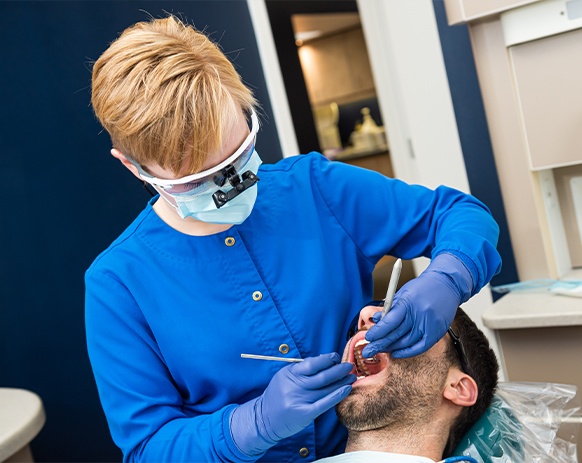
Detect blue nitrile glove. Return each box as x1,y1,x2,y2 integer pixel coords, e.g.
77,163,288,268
363,253,473,359
230,353,355,456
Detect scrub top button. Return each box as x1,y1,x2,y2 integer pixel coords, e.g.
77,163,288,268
299,447,309,458
252,291,262,301
225,237,235,246
279,344,290,354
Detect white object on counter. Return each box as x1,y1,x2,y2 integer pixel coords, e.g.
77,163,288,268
350,107,387,153
0,388,45,462
549,280,582,298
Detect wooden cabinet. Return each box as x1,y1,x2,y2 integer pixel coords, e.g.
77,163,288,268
447,1,582,457
298,27,376,107
509,27,582,170
496,325,582,457
484,290,582,461
339,150,393,178
444,0,540,24
442,0,582,280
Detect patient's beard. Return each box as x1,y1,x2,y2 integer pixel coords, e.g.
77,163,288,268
336,351,450,432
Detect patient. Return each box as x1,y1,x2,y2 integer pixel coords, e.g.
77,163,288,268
319,303,499,462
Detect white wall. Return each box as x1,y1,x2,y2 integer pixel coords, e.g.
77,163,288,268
247,0,299,158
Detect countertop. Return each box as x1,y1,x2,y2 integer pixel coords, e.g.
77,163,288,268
483,290,582,329
483,270,582,329
0,388,45,461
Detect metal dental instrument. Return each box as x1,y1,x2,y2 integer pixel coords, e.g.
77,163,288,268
241,353,304,363
362,258,403,365
381,258,402,319
243,262,403,366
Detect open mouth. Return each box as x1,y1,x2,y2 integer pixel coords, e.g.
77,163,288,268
348,331,388,380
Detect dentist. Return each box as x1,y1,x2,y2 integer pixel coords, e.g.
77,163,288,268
85,15,501,463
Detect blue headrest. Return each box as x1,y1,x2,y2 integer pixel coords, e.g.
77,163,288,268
452,395,523,461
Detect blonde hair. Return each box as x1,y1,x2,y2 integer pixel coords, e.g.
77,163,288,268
91,15,257,175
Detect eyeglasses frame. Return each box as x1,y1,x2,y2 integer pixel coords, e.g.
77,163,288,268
129,109,259,189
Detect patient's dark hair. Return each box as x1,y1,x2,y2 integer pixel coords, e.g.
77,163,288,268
442,307,499,457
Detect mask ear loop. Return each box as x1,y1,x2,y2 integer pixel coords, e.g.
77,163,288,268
139,179,182,217
143,181,184,217
141,180,156,197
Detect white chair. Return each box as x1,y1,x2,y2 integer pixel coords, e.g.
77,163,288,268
0,388,45,462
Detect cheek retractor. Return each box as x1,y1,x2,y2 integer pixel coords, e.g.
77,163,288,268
353,340,380,378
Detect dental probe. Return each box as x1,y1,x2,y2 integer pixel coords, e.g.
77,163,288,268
381,258,402,319
241,353,304,363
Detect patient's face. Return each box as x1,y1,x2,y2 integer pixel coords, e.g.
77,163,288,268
336,304,452,431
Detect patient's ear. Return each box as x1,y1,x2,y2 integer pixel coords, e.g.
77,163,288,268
443,370,478,407
111,148,141,179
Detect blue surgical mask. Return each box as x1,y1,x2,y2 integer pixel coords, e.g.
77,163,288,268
155,151,262,224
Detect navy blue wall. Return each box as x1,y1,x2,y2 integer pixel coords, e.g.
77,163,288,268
433,0,518,289
0,2,280,461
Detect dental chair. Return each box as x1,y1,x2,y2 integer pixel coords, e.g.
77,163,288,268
452,382,579,463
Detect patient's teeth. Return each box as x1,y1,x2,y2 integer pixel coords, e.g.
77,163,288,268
353,340,371,376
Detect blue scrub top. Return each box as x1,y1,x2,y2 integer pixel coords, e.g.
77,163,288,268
85,153,501,462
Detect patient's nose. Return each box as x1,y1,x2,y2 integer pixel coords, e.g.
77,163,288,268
358,305,380,331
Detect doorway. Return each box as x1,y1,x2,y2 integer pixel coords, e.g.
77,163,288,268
266,0,414,299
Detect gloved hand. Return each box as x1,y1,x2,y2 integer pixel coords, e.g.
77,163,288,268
363,253,473,359
230,353,355,456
